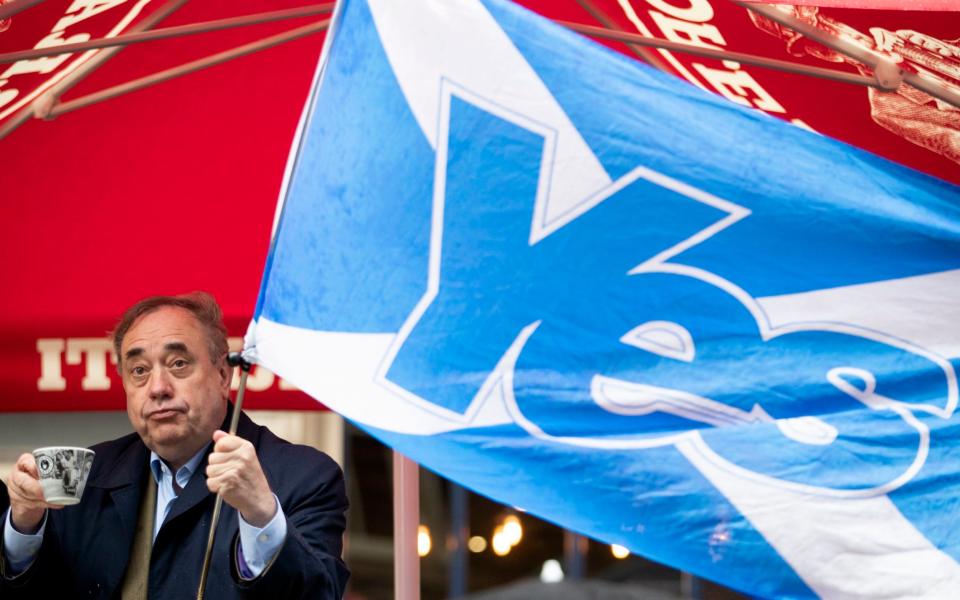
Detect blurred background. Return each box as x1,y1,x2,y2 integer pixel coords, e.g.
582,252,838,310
0,407,746,599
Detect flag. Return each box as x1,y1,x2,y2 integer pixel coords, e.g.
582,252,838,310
246,0,960,596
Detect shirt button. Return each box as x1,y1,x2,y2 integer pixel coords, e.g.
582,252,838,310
258,534,270,542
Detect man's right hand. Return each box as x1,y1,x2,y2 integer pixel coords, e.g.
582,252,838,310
6,453,61,534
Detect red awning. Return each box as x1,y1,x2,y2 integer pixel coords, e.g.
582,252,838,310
1,0,328,411
1,0,957,411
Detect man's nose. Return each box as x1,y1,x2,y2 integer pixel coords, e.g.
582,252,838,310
148,368,174,400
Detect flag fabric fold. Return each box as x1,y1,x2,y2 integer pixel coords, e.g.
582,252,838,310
248,0,960,596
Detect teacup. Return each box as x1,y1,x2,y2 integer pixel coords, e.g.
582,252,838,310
32,447,95,506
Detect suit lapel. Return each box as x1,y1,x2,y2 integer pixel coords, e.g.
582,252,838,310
108,485,141,550
78,438,149,595
162,450,213,526
86,438,149,553
159,407,261,530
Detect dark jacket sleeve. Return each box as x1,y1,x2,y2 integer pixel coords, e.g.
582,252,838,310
0,512,71,597
231,442,350,599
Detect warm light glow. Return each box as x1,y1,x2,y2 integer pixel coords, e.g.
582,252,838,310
417,525,432,557
540,559,564,583
502,515,523,546
468,536,487,553
491,527,512,556
611,544,630,559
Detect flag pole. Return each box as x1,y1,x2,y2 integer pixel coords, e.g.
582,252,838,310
196,352,252,600
393,451,420,600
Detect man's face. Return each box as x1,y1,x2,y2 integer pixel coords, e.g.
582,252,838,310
120,306,230,466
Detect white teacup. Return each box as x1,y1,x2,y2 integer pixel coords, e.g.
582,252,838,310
32,447,95,506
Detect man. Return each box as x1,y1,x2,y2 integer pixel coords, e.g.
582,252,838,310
0,292,349,598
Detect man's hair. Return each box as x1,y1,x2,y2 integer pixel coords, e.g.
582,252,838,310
111,291,229,368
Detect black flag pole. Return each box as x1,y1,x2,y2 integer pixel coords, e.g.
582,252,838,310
196,352,253,600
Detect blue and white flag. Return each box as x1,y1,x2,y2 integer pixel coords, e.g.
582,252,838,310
246,0,960,596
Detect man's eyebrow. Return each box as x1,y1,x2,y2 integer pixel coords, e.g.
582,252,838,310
124,347,144,361
164,342,192,354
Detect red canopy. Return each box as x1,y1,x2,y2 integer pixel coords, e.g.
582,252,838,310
1,0,956,412
1,0,327,411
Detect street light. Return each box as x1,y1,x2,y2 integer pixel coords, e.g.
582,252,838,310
418,524,432,557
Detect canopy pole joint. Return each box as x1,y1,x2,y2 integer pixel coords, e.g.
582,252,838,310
873,59,904,92
32,92,58,121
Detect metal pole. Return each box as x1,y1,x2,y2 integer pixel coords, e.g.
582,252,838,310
733,1,960,109
0,0,188,141
196,353,251,600
563,530,587,581
393,451,420,600
0,0,45,20
447,483,468,598
559,21,880,89
572,0,670,72
0,4,335,64
46,19,329,118
681,571,704,600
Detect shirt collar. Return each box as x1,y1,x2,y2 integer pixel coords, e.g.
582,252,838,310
149,443,210,489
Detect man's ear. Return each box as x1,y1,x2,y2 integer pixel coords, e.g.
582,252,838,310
218,356,233,395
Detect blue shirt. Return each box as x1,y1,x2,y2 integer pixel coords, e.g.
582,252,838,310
3,445,287,579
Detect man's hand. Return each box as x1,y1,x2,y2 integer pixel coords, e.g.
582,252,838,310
206,431,277,527
7,453,62,533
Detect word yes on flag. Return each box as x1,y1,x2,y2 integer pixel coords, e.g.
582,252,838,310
247,0,960,596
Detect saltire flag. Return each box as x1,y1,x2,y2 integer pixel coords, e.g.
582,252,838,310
246,0,960,596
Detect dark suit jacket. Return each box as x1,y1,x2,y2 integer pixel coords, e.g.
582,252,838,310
1,410,349,599
0,480,8,521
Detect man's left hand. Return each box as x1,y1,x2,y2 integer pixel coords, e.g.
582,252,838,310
206,430,277,527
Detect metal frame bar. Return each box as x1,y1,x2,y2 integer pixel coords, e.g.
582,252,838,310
559,21,881,89
0,0,45,21
0,0,188,141
572,0,670,72
46,19,329,118
0,4,334,64
6,2,958,137
733,1,960,109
